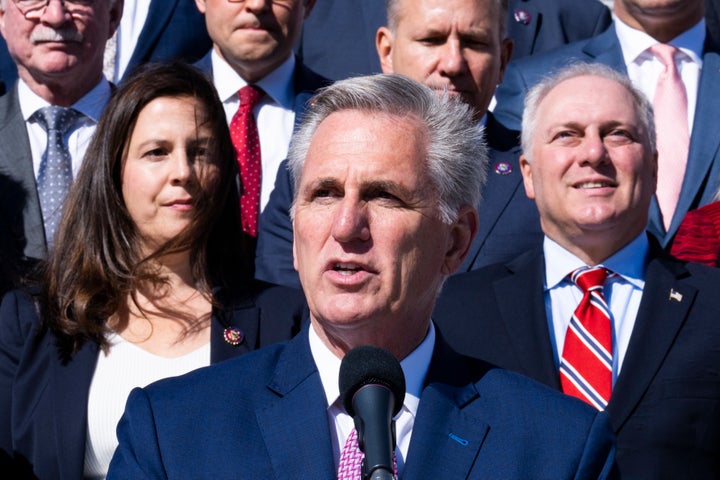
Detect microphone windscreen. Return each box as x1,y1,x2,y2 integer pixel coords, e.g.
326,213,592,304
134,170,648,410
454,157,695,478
339,346,406,417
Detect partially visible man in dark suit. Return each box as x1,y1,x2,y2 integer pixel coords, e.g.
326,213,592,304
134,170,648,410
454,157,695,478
104,0,212,82
296,0,611,81
256,0,543,289
0,0,122,294
435,63,720,478
107,74,617,480
194,0,328,248
493,0,717,247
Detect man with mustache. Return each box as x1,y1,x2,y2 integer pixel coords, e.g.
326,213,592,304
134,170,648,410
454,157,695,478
193,0,328,249
0,0,122,294
256,0,544,288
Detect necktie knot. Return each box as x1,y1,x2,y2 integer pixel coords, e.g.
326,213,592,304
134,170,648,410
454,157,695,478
570,266,610,293
239,85,262,108
649,43,680,71
33,106,81,135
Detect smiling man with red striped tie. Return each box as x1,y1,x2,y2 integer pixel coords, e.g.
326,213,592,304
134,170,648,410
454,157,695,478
434,62,720,479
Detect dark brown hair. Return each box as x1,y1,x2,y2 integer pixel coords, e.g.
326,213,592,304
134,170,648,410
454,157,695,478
42,62,250,355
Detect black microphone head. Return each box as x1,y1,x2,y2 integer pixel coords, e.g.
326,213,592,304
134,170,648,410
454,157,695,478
339,346,406,417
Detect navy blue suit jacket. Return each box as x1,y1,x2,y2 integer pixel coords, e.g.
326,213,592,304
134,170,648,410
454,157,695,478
492,25,720,245
433,242,720,478
0,282,306,479
119,0,212,81
107,327,617,479
295,0,610,81
255,115,542,288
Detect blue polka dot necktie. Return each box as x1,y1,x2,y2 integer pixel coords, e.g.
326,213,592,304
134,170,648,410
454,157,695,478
33,106,81,248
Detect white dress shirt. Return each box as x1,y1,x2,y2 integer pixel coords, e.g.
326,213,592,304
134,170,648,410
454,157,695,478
614,17,705,132
543,234,648,383
18,78,112,180
309,322,435,476
113,0,151,82
211,51,296,211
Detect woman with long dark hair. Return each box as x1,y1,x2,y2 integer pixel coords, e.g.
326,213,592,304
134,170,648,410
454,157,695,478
0,62,305,479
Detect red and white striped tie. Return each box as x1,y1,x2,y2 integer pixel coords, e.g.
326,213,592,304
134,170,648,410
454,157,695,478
560,266,614,410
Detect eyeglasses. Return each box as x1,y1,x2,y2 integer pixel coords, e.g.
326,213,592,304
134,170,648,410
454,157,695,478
11,0,95,17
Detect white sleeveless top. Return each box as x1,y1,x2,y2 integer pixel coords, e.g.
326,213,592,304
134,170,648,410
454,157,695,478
83,333,210,479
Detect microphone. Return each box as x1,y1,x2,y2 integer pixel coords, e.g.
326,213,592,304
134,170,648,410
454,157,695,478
339,346,406,480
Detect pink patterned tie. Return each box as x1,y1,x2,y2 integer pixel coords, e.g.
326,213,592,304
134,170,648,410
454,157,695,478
649,44,689,231
230,85,263,237
337,429,364,480
337,428,398,479
560,267,614,410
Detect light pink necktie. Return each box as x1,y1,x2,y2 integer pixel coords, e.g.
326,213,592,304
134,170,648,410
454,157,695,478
649,44,689,231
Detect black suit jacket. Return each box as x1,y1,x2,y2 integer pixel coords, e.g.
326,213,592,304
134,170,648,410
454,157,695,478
434,242,720,478
108,326,617,479
0,281,306,479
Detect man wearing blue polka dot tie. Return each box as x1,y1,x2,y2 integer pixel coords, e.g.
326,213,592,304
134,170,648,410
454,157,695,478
0,0,122,294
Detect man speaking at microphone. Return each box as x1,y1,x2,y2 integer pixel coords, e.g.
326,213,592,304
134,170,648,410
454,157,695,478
108,74,617,479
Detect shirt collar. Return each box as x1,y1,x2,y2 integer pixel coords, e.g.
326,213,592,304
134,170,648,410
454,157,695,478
211,49,296,108
309,322,435,418
614,17,706,66
543,233,648,291
19,77,111,123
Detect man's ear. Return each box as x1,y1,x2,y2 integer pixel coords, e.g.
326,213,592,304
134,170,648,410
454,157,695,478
304,0,318,18
520,154,536,200
376,27,395,74
195,0,207,14
441,204,479,275
108,0,124,38
497,37,514,85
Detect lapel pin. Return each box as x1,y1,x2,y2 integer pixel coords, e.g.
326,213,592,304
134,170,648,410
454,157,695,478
223,326,245,346
669,289,683,302
514,9,532,25
448,433,469,446
494,161,512,175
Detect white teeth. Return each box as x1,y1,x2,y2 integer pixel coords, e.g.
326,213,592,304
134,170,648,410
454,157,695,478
334,263,362,273
577,181,607,188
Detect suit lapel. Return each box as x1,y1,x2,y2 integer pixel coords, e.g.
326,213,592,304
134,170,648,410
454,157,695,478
607,254,695,432
209,288,261,362
52,341,99,479
581,27,627,72
494,250,561,388
404,339,490,478
125,0,178,74
256,333,336,478
506,1,541,59
667,50,720,240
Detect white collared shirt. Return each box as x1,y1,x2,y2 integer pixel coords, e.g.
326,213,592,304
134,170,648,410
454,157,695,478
614,17,705,132
211,51,296,211
18,78,112,180
113,0,151,82
309,322,435,476
544,234,648,383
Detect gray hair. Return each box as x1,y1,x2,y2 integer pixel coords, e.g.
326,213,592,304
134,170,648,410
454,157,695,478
385,0,509,38
521,63,656,160
0,0,120,10
288,73,488,224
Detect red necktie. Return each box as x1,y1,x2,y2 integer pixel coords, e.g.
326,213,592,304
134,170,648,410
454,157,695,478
649,44,689,231
560,266,613,410
230,85,263,237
